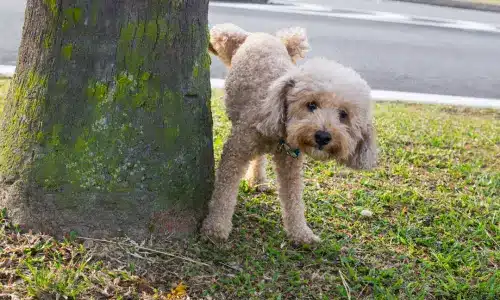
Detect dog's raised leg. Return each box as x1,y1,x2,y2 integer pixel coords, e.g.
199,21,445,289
244,155,270,192
273,152,320,244
201,131,255,240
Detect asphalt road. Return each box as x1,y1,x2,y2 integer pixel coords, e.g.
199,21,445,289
209,5,500,98
1,1,500,98
0,1,25,66
279,0,500,24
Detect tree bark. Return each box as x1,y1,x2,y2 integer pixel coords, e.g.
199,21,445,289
0,0,214,240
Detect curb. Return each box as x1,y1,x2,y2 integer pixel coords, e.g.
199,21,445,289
390,0,500,13
0,65,15,78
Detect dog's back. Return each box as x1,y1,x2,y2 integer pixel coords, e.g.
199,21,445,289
223,33,295,124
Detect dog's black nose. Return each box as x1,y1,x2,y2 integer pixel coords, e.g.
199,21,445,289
315,130,331,147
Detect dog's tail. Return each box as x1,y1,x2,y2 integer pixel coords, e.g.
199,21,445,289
208,23,310,67
275,27,310,64
208,23,250,68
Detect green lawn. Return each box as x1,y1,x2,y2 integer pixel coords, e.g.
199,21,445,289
1,83,499,299
0,79,10,115
471,0,500,5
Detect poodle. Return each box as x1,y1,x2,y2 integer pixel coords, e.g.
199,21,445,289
202,24,377,244
208,23,310,191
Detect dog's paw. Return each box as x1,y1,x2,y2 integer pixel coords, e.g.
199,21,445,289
254,183,273,193
295,233,321,245
288,227,321,245
201,217,232,241
245,177,272,193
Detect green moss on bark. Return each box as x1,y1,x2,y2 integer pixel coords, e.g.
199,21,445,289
0,70,48,176
34,70,188,193
32,13,209,194
62,43,73,60
62,7,83,31
44,0,58,17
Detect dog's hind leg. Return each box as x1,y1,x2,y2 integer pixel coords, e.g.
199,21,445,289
201,131,256,240
244,155,270,192
273,152,321,244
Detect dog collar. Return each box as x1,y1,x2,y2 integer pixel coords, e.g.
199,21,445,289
278,139,300,158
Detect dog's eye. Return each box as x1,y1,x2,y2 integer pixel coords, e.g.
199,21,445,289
307,102,318,112
339,109,348,121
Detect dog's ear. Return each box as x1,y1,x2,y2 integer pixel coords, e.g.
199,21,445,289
208,41,218,56
275,27,310,64
345,123,377,170
256,75,296,138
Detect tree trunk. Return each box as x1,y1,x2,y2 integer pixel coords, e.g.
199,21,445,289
0,0,214,240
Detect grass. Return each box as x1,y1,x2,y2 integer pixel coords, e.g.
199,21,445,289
470,0,500,5
0,78,9,115
1,81,499,299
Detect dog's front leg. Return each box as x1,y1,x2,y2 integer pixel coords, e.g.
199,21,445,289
201,132,254,241
273,152,320,244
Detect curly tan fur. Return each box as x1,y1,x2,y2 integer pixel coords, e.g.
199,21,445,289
208,23,250,67
202,32,377,244
208,23,310,68
275,27,310,64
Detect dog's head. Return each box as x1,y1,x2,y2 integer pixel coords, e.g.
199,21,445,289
257,58,377,169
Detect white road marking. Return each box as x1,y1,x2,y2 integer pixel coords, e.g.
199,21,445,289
210,78,225,89
210,1,500,34
0,65,15,76
373,11,411,21
2,66,498,109
370,90,500,108
270,0,333,12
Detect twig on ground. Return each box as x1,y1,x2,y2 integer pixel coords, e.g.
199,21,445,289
338,270,351,300
78,236,211,267
484,229,499,248
358,284,368,298
217,262,242,272
126,250,154,263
